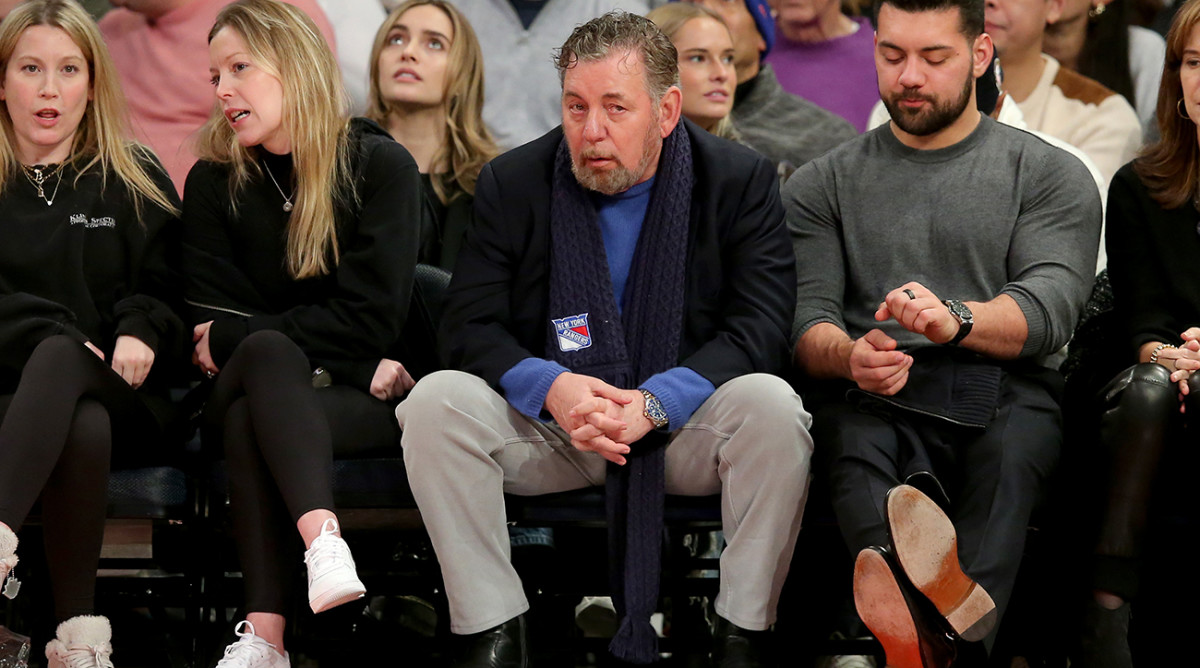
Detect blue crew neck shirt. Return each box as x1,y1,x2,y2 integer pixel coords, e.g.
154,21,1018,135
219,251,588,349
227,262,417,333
499,176,716,429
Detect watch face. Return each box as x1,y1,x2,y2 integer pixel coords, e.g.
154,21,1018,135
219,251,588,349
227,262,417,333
946,300,972,322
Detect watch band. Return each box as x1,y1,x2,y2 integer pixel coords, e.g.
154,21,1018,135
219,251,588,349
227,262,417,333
640,389,669,430
943,299,974,346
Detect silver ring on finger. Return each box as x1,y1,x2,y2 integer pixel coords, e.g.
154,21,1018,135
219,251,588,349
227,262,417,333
903,288,917,300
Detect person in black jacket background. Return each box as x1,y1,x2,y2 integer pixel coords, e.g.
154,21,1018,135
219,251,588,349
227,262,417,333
181,1,421,665
0,0,184,663
397,12,813,668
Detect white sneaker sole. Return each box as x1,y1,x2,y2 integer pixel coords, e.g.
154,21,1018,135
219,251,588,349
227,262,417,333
309,579,366,614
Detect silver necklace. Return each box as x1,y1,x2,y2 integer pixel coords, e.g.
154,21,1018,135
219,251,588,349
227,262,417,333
262,161,294,213
22,163,64,206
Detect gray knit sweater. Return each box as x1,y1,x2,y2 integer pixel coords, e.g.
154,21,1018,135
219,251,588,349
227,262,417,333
784,115,1101,360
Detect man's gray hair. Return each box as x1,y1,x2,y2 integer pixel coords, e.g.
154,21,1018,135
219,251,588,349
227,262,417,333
555,11,680,102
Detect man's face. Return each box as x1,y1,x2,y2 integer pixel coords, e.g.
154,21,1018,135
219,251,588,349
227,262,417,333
561,50,678,195
984,0,1062,58
684,0,764,82
876,4,988,137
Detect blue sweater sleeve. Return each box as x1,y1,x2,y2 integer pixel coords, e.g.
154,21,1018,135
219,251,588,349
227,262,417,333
640,367,715,430
499,357,570,421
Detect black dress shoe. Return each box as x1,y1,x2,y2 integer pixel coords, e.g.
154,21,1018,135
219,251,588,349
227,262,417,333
711,615,769,668
853,546,955,668
453,615,528,668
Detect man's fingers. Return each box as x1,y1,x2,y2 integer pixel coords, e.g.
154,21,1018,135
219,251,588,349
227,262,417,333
862,328,898,351
583,411,625,433
877,362,911,395
571,423,606,442
590,381,634,404
572,434,630,464
874,301,891,322
569,397,612,418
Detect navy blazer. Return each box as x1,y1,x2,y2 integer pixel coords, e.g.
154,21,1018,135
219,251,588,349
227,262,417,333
441,119,797,393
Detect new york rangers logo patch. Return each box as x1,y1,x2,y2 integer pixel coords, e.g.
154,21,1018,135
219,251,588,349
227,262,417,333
552,313,592,352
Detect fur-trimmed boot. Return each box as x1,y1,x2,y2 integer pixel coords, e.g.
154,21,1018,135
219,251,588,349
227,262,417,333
45,615,114,668
0,524,16,586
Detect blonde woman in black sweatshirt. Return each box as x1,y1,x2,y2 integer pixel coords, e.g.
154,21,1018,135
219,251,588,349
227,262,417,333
0,0,183,665
182,1,421,665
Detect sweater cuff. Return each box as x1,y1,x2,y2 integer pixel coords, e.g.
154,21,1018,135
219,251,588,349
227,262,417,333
499,358,570,421
115,313,161,354
640,367,716,430
208,317,250,369
1003,289,1049,357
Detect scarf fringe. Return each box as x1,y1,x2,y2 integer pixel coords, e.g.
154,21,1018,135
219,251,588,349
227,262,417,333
609,616,660,664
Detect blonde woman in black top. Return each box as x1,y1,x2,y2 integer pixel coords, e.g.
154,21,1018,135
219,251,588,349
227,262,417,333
182,1,421,665
0,0,182,665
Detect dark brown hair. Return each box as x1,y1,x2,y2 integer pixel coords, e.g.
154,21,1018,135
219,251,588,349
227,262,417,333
1134,0,1200,208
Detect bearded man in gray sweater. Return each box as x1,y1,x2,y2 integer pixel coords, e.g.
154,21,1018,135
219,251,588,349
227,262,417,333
785,0,1100,664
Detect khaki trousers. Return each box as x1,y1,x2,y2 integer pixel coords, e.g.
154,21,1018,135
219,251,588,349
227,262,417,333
396,370,813,634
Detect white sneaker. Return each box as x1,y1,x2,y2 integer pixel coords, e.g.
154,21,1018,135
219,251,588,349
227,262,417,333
214,621,290,668
44,615,114,668
303,518,365,613
0,524,17,586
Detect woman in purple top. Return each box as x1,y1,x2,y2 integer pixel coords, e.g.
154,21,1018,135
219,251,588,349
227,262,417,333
766,0,875,132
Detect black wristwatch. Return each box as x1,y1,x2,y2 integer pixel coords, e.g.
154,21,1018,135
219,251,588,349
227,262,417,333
943,299,974,345
640,389,669,430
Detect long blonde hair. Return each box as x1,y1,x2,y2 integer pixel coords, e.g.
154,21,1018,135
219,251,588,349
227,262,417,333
0,0,177,219
194,0,351,279
645,3,739,142
366,0,497,203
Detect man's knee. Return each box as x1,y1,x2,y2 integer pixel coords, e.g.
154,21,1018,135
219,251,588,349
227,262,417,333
398,370,499,459
714,373,812,431
397,370,489,426
713,374,814,470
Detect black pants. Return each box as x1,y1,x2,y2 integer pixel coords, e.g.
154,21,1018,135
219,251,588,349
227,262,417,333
202,330,400,615
0,335,164,621
1089,363,1196,599
812,372,1061,648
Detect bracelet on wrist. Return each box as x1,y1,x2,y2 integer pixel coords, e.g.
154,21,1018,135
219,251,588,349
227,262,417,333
1150,343,1177,365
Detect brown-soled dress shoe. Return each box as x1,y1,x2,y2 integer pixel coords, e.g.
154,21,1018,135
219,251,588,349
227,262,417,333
886,484,997,642
453,614,528,668
854,546,955,668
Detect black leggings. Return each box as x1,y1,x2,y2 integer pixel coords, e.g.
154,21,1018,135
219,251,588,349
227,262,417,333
0,335,163,621
202,330,400,615
1091,362,1199,599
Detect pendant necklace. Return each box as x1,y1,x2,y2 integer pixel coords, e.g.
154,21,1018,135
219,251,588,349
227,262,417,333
262,161,295,213
22,163,64,206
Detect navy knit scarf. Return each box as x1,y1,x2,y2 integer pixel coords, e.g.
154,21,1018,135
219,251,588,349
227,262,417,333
545,123,693,663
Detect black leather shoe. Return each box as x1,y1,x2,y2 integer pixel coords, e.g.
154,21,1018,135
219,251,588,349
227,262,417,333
711,615,769,668
453,615,528,668
854,546,955,668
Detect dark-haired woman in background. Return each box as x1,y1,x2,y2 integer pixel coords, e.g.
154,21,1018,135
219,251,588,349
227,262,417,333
1076,1,1200,664
1044,0,1167,138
